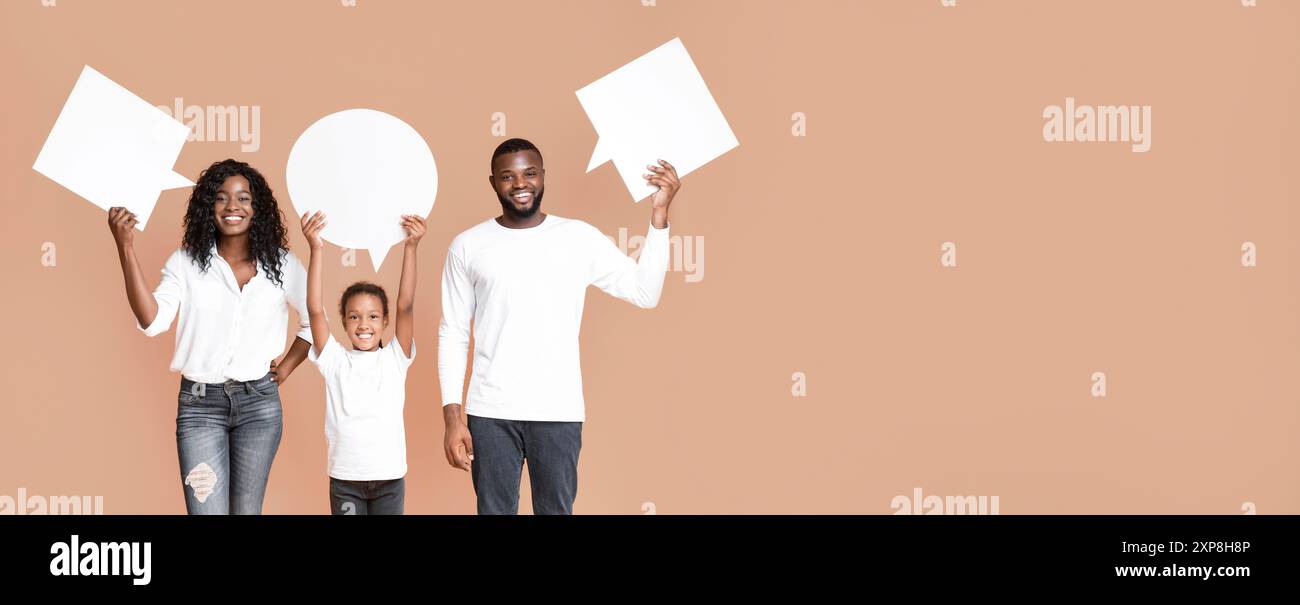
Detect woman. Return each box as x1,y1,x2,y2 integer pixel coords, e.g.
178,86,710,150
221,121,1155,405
107,158,313,514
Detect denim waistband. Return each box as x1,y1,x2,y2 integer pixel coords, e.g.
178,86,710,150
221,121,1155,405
180,371,275,391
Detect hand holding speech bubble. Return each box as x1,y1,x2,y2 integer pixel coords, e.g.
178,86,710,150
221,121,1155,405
33,65,194,230
285,109,437,271
577,37,739,203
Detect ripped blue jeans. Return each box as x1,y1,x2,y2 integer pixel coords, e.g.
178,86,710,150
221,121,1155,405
175,372,282,515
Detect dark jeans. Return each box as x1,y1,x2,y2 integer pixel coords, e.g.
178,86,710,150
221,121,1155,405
329,477,405,515
176,372,283,515
468,414,583,515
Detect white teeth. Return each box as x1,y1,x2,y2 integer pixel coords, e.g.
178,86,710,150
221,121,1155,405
223,216,243,222
358,334,373,340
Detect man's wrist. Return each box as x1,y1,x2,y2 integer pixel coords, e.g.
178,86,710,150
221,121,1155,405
650,208,669,229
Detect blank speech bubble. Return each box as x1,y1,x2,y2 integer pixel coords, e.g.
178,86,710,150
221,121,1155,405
33,65,194,230
286,109,437,271
576,37,739,203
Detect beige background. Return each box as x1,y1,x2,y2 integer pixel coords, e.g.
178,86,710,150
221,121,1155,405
1,0,1297,514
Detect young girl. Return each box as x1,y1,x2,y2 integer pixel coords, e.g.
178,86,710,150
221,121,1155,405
300,210,423,515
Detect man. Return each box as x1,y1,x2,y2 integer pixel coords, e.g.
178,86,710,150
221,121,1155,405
438,137,680,514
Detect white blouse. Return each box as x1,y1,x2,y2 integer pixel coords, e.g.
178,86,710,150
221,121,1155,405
139,246,313,384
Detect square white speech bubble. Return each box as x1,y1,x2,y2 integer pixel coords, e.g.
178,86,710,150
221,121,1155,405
577,37,739,203
33,65,193,230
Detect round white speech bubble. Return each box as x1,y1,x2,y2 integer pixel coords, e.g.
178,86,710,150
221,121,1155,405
286,109,437,270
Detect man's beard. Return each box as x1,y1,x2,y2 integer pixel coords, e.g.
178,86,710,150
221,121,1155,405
497,189,544,219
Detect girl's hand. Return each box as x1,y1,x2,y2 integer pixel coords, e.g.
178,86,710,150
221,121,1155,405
402,214,426,247
300,211,327,251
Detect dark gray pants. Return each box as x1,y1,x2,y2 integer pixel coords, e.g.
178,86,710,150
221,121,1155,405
468,414,583,515
329,477,405,515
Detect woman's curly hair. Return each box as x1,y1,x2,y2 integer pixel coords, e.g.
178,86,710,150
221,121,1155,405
181,159,289,286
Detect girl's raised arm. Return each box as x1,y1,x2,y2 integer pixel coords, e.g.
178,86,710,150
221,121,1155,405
300,211,331,357
395,214,425,356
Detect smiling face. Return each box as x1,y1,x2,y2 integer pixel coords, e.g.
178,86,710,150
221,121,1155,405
490,149,545,219
213,175,255,237
342,293,388,351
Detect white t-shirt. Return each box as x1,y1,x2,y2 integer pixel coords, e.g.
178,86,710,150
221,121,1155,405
308,334,415,481
437,215,670,422
140,247,314,383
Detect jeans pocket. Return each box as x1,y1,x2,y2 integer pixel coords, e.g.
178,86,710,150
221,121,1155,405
178,382,205,405
250,375,280,398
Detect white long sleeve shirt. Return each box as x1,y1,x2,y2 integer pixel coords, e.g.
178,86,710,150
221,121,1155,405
437,215,669,422
139,246,313,384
